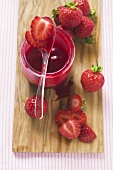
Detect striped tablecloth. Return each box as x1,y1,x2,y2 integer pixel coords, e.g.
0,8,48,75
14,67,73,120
0,0,113,169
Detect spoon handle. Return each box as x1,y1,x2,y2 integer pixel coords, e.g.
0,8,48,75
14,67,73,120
34,50,49,119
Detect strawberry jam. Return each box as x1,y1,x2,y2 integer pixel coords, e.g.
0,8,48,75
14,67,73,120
26,44,68,73
20,27,75,87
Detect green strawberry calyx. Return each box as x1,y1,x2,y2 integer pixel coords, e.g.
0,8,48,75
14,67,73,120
65,2,78,10
52,9,59,18
84,35,94,44
91,61,103,72
81,100,86,109
52,1,78,17
88,9,96,18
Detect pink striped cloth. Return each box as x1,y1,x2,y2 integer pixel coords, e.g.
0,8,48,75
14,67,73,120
0,0,113,169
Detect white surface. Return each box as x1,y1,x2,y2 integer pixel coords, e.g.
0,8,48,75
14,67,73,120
0,0,113,169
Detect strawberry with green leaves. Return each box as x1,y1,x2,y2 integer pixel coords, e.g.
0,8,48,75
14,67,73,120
52,6,64,26
52,2,83,28
81,62,105,92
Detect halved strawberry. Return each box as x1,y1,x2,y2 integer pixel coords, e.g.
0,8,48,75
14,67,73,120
25,30,47,48
42,16,54,24
78,124,97,143
58,119,80,139
68,94,82,112
25,95,48,118
30,16,54,41
74,110,87,126
55,110,75,127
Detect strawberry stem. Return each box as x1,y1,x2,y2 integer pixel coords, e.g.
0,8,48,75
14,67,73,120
52,9,59,18
88,9,96,18
65,2,77,9
91,61,103,72
81,100,86,109
84,35,94,44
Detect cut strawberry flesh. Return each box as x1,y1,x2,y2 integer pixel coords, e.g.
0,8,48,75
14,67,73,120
25,31,38,48
42,16,54,24
30,16,54,41
25,31,47,48
74,110,87,126
55,110,75,126
58,119,80,139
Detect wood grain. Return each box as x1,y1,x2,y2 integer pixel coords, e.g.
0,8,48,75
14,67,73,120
12,0,103,152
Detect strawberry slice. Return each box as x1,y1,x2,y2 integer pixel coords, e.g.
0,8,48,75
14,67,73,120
25,30,47,48
58,119,80,139
68,93,82,112
30,16,54,41
42,16,54,24
25,95,48,118
78,124,97,142
74,110,87,126
55,110,75,127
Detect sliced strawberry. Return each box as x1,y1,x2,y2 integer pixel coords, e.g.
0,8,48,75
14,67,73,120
78,124,97,143
42,16,54,24
58,119,80,139
30,16,54,41
68,94,82,112
55,110,75,127
25,95,48,118
74,110,87,126
25,30,47,48
25,30,38,48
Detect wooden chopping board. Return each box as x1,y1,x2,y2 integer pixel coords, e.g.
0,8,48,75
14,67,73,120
12,0,104,153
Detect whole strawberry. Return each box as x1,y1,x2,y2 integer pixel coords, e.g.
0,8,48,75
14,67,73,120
74,16,94,38
81,62,105,92
54,15,61,26
52,6,64,26
25,95,48,118
74,0,90,16
78,124,97,142
58,2,83,28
